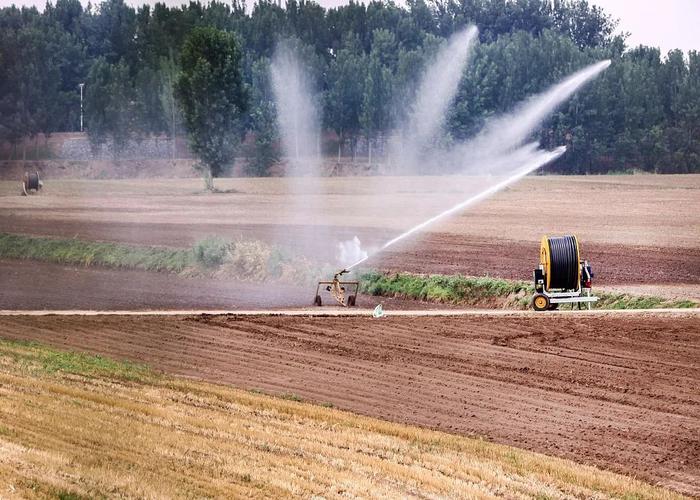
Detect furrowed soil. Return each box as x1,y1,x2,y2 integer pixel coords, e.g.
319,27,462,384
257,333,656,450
0,311,698,495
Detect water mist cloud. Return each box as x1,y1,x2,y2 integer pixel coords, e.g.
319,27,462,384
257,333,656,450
270,42,322,176
337,236,369,268
451,60,612,167
394,26,479,171
345,60,611,270
269,33,611,271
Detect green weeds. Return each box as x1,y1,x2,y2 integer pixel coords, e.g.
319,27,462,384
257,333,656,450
360,271,531,306
0,233,192,272
1,339,154,382
360,271,697,310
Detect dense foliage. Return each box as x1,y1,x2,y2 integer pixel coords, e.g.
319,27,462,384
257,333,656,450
0,0,697,174
175,27,248,186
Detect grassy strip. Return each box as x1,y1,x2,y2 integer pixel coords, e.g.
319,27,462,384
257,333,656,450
596,293,696,309
0,233,695,309
0,232,316,283
1,339,154,382
360,270,531,306
0,339,683,498
0,232,192,272
360,271,698,309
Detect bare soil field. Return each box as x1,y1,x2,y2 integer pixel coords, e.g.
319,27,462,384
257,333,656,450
0,260,445,310
1,311,698,495
0,175,698,290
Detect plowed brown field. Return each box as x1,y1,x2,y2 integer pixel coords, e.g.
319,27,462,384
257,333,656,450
1,311,698,495
1,175,698,288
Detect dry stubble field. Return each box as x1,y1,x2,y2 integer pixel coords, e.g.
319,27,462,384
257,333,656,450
0,310,698,495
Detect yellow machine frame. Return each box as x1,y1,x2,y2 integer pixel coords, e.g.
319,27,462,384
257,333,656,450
533,234,597,311
314,269,359,307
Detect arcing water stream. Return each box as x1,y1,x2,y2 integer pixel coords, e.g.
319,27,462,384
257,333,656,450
344,145,566,271
269,32,611,274
449,60,612,167
341,59,610,271
393,26,479,172
270,42,321,176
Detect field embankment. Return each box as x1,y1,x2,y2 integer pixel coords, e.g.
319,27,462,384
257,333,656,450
360,271,699,309
0,339,685,499
0,232,317,284
1,232,694,309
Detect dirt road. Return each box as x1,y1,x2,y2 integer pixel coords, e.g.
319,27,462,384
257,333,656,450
1,311,697,495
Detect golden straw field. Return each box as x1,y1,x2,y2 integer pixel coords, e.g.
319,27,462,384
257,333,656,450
0,340,683,499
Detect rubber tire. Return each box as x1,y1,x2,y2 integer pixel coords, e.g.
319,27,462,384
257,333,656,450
548,303,559,311
347,295,356,307
314,295,322,306
532,293,550,312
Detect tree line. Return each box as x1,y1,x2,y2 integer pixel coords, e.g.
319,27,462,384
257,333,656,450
0,0,698,174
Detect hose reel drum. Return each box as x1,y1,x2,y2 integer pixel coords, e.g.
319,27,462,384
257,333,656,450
21,171,43,196
532,234,597,311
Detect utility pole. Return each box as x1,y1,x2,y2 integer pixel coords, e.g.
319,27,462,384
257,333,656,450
78,83,85,132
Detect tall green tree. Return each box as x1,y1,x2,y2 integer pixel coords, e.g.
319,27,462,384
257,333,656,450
175,27,248,189
325,34,365,159
360,30,395,164
248,57,279,176
84,57,136,158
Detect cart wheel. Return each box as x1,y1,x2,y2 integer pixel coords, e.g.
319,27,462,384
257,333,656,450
532,293,550,312
314,295,322,306
548,303,559,311
347,295,356,307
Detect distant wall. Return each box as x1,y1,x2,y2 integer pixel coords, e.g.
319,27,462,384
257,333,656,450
0,159,200,181
0,131,394,179
0,133,192,162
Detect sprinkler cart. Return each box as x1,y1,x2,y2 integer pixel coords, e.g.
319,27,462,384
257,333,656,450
314,269,359,307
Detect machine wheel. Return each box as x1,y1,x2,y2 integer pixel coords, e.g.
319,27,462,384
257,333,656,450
314,295,322,306
548,303,559,311
532,293,550,312
347,295,356,307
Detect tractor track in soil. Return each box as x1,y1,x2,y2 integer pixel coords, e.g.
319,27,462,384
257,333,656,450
0,311,698,495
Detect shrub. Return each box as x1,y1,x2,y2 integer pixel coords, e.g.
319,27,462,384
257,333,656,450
194,237,230,267
222,239,271,281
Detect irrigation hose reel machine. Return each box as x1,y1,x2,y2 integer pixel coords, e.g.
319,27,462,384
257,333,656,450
532,235,598,311
21,171,43,196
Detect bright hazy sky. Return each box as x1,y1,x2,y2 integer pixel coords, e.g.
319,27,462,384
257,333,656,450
1,0,698,55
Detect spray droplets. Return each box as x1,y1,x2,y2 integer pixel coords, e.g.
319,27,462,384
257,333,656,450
393,26,479,172
337,236,369,269
270,42,321,176
269,35,611,273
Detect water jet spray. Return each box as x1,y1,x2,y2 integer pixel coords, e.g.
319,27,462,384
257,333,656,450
344,145,566,272
312,58,611,307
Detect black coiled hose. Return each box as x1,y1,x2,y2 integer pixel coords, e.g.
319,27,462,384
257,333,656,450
548,235,579,290
26,172,40,191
